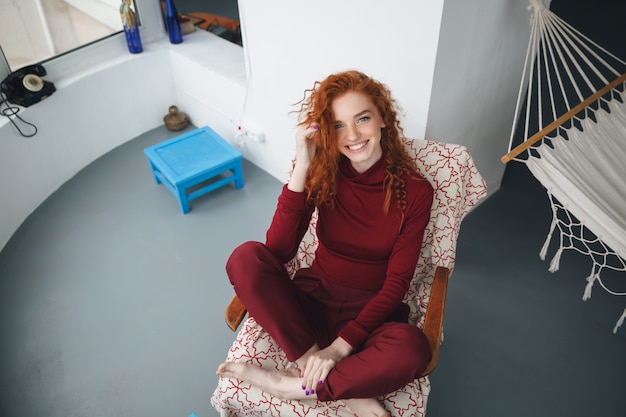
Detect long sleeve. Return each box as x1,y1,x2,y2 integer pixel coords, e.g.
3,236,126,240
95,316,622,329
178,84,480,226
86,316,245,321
265,184,315,263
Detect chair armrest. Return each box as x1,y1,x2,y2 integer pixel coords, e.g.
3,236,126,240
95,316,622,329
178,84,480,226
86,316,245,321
225,294,247,331
420,266,450,376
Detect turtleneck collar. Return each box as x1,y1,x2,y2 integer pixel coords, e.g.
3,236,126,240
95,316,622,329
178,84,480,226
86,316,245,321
339,153,386,185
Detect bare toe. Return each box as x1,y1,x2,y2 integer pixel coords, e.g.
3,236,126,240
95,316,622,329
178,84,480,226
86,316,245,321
216,361,244,379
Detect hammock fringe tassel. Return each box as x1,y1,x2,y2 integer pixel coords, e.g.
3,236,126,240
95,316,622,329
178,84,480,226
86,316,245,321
539,217,558,261
583,272,596,301
548,247,563,273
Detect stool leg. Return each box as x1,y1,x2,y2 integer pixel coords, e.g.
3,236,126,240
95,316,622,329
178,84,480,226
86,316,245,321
176,186,190,214
149,161,162,184
233,162,244,189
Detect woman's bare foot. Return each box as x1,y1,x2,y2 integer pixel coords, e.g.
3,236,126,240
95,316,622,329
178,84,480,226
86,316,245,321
217,362,314,400
343,398,390,417
217,362,388,415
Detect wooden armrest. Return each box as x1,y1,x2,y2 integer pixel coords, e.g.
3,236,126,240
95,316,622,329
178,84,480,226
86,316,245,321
420,266,450,376
225,294,247,331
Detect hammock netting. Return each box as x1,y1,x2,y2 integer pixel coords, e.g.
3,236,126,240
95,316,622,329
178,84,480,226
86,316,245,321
504,0,626,332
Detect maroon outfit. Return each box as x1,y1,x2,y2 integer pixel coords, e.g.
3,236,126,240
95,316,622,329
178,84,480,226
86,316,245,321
226,154,434,400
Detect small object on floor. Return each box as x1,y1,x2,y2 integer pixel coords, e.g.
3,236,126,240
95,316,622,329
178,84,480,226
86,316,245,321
144,125,244,214
164,105,189,131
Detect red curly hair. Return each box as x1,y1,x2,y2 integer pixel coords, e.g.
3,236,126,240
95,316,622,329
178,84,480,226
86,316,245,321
294,70,419,216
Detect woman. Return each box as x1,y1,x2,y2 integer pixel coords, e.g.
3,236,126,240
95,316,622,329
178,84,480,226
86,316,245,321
217,70,434,417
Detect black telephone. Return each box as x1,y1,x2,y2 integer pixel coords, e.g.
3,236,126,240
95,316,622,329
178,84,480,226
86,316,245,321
1,64,56,107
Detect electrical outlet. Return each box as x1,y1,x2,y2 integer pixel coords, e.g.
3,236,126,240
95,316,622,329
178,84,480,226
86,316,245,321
236,124,265,143
245,128,265,143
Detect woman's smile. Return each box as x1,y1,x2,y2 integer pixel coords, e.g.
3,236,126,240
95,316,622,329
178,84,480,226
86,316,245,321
346,139,370,152
332,91,385,173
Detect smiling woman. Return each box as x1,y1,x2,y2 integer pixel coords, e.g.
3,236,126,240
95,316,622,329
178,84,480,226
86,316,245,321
0,0,128,71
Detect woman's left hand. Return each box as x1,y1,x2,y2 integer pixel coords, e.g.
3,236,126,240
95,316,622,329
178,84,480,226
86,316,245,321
301,337,352,395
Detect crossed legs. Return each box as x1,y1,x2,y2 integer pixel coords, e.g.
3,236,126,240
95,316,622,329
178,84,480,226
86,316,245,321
219,242,430,415
215,322,429,416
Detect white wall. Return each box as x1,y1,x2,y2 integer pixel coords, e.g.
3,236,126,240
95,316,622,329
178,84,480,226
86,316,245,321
425,0,533,193
234,0,445,182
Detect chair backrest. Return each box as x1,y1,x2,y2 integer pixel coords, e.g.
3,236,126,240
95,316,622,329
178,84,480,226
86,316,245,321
286,138,487,327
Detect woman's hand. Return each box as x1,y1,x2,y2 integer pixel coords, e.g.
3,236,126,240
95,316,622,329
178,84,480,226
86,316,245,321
295,124,318,167
300,337,352,395
288,124,318,192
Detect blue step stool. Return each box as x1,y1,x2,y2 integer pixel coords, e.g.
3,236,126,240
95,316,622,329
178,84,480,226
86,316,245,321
144,125,244,213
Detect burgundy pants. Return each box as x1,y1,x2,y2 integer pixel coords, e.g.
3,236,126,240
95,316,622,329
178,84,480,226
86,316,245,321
225,241,431,401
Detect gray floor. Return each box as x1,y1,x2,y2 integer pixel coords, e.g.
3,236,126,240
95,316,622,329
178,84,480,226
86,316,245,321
0,124,625,417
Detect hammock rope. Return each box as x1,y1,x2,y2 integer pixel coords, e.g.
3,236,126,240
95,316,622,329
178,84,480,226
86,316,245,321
504,0,626,333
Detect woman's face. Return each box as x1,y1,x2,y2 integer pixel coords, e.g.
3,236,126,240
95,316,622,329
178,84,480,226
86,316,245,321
331,90,386,173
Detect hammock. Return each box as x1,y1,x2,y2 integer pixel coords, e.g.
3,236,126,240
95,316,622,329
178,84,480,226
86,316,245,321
502,0,626,333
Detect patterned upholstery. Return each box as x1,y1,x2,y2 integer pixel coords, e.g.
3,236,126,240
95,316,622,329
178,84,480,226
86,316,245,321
211,138,487,416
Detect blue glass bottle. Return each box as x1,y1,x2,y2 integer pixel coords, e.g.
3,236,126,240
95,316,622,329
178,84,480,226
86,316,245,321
124,25,143,53
164,0,183,44
120,0,142,53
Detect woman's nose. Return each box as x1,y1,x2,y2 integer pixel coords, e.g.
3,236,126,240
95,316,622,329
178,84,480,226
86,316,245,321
345,124,359,141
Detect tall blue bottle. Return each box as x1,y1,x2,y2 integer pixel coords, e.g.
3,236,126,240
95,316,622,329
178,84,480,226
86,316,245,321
124,26,143,53
120,0,142,53
164,0,183,44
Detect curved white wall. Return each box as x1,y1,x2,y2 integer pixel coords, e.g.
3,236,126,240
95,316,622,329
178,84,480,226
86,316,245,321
0,30,248,252
0,47,172,251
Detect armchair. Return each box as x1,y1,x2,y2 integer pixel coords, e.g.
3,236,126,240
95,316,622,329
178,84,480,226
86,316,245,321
211,138,487,416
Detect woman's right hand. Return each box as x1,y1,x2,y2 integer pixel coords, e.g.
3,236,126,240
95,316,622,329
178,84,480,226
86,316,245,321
294,124,318,169
288,124,318,192
300,337,352,396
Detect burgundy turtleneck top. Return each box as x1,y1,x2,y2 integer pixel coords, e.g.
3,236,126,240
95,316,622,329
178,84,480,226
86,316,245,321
266,155,434,348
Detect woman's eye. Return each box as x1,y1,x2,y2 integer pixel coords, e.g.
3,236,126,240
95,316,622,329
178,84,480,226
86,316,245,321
334,123,343,129
356,116,370,124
